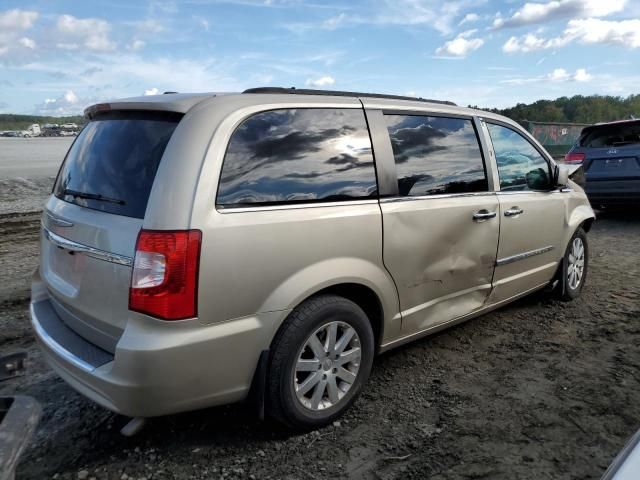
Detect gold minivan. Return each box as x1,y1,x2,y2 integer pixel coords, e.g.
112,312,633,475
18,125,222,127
31,88,594,429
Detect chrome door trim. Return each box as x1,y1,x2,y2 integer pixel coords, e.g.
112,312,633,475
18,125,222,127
43,227,133,267
379,191,497,204
496,189,570,196
496,245,554,266
216,199,379,213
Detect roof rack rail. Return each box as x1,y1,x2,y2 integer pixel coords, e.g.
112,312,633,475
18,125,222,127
243,87,456,106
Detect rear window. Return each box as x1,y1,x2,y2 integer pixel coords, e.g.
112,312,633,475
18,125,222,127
53,111,182,219
216,108,377,208
580,122,640,148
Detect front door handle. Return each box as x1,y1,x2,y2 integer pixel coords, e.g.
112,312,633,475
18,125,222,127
504,207,524,217
473,209,497,221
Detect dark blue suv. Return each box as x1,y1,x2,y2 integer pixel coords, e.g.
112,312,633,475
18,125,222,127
565,119,640,208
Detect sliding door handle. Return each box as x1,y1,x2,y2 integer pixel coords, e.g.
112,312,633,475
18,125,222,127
504,207,524,217
473,209,497,221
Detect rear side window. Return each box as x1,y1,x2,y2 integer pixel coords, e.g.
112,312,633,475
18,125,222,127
580,122,640,148
216,108,377,208
384,114,487,196
486,123,551,191
53,111,182,219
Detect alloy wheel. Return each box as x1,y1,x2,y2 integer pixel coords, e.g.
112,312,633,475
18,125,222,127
567,237,585,290
293,321,362,411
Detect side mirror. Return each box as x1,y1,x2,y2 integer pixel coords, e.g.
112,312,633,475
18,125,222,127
556,164,569,187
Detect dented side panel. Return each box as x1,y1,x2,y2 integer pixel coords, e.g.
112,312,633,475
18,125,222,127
380,195,500,336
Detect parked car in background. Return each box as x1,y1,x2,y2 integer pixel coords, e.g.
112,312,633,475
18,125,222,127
565,119,640,208
31,88,594,430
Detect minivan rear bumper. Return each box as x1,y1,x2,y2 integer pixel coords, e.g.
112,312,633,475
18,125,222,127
31,269,283,418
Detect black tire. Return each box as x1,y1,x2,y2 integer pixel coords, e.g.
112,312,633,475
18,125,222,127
558,227,588,301
266,294,374,430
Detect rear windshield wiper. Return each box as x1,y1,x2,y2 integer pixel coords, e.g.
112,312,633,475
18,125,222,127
62,189,126,205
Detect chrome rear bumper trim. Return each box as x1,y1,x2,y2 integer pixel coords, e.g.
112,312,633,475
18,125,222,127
43,227,133,267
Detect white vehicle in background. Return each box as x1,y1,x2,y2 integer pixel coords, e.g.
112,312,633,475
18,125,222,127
25,124,41,137
60,123,78,130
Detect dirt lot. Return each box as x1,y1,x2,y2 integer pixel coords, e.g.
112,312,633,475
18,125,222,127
1,167,639,479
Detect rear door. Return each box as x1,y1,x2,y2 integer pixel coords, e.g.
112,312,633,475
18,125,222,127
482,120,564,303
41,110,182,352
369,109,500,336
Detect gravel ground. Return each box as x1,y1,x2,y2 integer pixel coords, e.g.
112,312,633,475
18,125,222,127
0,166,639,479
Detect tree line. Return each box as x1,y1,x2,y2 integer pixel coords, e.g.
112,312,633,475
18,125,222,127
476,94,640,124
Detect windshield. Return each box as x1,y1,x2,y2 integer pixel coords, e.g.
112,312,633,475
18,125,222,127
53,110,182,219
580,121,640,148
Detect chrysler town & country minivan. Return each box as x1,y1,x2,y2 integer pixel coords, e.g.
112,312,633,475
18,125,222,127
31,88,595,429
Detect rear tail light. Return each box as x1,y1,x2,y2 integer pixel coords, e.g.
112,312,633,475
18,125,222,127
129,229,202,320
564,152,585,164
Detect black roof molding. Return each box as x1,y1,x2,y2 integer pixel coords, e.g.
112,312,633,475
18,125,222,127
243,87,456,106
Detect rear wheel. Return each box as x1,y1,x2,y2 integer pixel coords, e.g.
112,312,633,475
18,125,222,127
558,228,588,301
266,294,374,430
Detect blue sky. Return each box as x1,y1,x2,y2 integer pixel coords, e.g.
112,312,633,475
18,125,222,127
0,0,639,115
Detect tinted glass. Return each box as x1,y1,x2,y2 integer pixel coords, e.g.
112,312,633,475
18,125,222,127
580,122,640,148
217,108,376,207
53,111,181,218
384,115,487,196
487,123,551,191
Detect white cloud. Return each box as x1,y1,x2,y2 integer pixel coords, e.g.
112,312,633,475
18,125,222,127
503,18,640,53
128,39,145,51
548,68,570,81
501,67,593,85
459,13,479,26
144,87,160,96
494,0,626,29
305,75,335,87
323,13,347,29
192,15,210,31
0,9,38,30
573,68,592,81
19,37,36,49
34,90,83,115
56,14,116,52
0,9,39,59
285,1,479,36
436,33,484,57
503,33,547,53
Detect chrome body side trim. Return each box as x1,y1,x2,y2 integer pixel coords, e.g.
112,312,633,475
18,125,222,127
379,191,496,204
43,227,133,267
496,188,572,196
496,245,554,266
216,199,379,213
30,302,95,373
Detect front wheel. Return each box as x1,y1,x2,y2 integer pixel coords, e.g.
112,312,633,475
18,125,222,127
266,294,374,430
558,228,588,301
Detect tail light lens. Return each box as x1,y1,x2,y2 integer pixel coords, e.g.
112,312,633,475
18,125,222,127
129,229,202,320
564,152,585,164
